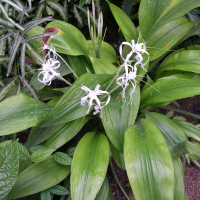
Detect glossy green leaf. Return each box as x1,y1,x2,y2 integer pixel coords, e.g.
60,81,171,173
184,194,189,200
67,147,76,157
45,116,91,150
146,18,194,61
172,120,200,142
95,177,110,200
87,41,118,64
102,85,140,152
18,142,30,160
140,76,200,108
90,56,118,74
71,132,109,200
0,140,11,148
157,50,200,74
144,0,200,40
29,145,48,153
53,152,72,165
186,141,200,160
139,0,171,37
42,73,112,126
108,2,138,42
173,158,184,200
44,20,88,56
50,185,69,195
0,93,52,136
0,141,19,199
30,149,54,162
110,142,125,170
124,119,174,200
41,190,51,200
7,157,71,199
143,110,187,157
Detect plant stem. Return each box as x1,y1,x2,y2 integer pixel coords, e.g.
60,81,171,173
109,159,130,200
95,49,100,59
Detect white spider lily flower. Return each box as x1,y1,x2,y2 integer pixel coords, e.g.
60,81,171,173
81,84,110,116
116,65,137,105
37,58,60,85
119,39,149,70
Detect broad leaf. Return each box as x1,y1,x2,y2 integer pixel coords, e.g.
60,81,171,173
186,141,200,160
43,20,88,56
87,41,118,64
18,142,30,160
143,110,187,157
53,152,72,165
7,157,71,199
71,132,109,200
42,73,113,126
0,93,52,136
173,158,184,200
146,17,194,61
172,120,200,142
102,85,140,152
124,119,174,200
157,50,200,74
41,190,51,200
29,145,48,153
0,141,19,199
139,0,171,37
108,2,138,42
144,0,200,40
95,177,111,200
90,56,118,74
140,75,200,108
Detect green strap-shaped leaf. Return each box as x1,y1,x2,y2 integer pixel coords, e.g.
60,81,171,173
124,119,174,200
142,110,187,157
42,73,112,126
173,158,184,200
146,17,194,61
140,76,200,108
102,85,140,152
108,2,138,42
144,0,200,40
50,185,69,195
157,50,200,74
44,20,89,56
90,56,118,74
139,0,171,37
172,120,200,142
71,132,109,200
45,117,91,150
7,157,71,199
0,141,19,199
186,141,200,160
0,93,52,136
87,40,118,64
95,177,111,200
53,152,72,165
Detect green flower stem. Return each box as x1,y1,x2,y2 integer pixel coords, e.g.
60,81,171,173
95,49,100,59
59,76,72,86
109,159,130,200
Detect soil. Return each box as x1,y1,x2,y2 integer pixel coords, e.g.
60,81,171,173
107,96,200,200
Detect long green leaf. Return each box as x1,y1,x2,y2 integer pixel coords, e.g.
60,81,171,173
140,76,200,108
124,118,174,200
144,0,200,40
7,157,70,199
95,177,111,200
0,93,52,136
71,132,109,200
173,158,184,200
108,2,138,42
146,17,194,61
142,110,187,157
0,141,19,199
44,20,88,56
102,85,140,152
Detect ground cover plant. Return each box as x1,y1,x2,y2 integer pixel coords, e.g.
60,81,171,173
1,0,200,200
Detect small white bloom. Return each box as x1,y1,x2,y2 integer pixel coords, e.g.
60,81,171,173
81,84,110,116
37,58,60,85
119,39,149,70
